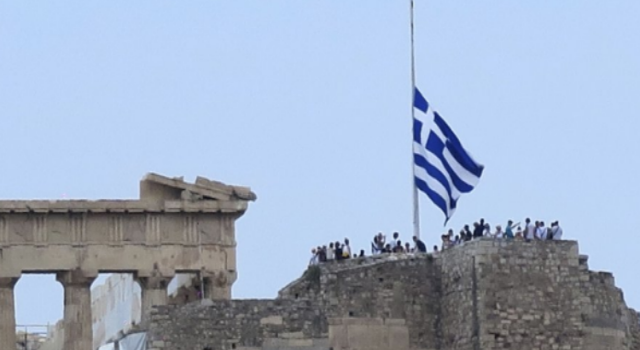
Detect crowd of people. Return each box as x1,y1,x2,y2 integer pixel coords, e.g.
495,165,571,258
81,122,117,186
309,238,367,265
436,218,563,251
308,218,564,266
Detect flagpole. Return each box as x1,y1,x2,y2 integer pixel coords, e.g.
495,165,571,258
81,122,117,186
410,0,421,239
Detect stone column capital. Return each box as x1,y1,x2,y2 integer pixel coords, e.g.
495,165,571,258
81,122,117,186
202,270,237,287
0,276,19,288
202,270,236,300
136,276,173,290
56,270,97,287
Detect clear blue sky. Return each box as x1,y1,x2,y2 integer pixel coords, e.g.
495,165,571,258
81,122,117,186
1,1,639,326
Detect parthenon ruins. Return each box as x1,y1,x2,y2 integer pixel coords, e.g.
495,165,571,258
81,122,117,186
0,173,256,350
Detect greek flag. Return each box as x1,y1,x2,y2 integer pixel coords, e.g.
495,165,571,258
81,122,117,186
413,87,484,223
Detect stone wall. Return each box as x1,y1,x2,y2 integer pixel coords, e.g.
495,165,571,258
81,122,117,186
147,239,640,350
469,240,586,349
147,299,330,350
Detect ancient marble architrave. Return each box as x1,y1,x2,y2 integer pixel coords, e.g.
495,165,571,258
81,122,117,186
0,173,255,349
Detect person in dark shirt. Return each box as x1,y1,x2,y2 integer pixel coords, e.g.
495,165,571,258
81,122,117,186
393,240,405,253
464,225,473,241
473,221,484,238
318,246,327,263
413,236,427,253
334,241,343,261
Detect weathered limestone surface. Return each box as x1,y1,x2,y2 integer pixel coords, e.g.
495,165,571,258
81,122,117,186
147,240,640,350
137,276,174,325
0,173,255,277
0,277,19,350
57,270,96,350
147,299,331,350
0,173,255,349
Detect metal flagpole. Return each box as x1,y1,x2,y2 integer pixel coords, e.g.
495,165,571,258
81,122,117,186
410,0,421,239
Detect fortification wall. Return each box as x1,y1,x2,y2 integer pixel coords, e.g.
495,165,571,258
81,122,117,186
580,269,636,350
468,240,586,349
146,239,640,350
147,299,331,350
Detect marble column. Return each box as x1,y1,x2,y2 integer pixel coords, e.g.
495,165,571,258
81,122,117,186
0,276,19,350
202,270,236,300
56,270,96,350
136,276,172,324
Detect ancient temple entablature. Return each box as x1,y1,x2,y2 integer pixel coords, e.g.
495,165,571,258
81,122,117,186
0,173,255,350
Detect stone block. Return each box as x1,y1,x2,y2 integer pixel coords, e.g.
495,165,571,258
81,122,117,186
329,324,348,349
342,317,384,326
260,315,284,325
263,338,290,347
311,338,330,347
347,324,387,350
288,338,314,347
384,318,406,325
280,331,305,339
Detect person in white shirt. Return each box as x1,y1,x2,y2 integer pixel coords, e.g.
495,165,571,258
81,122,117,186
483,223,492,237
343,238,352,258
494,225,504,239
309,248,319,266
327,242,335,260
378,232,386,248
536,221,548,240
525,218,535,241
551,221,563,240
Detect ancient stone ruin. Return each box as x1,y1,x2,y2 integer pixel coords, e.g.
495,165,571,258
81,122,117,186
2,173,640,350
146,240,640,350
0,173,256,350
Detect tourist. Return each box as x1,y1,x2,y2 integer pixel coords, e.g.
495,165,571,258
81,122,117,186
525,218,535,241
446,229,454,243
536,221,548,240
334,242,343,261
359,249,365,257
472,222,482,239
404,242,412,253
371,235,382,255
505,220,518,239
433,245,439,252
413,236,427,253
551,221,563,240
441,234,453,250
327,242,335,260
392,232,400,249
309,248,319,266
318,246,327,262
494,225,503,239
464,225,473,241
377,232,386,247
393,240,405,253
343,238,351,259
483,223,492,237
515,226,523,240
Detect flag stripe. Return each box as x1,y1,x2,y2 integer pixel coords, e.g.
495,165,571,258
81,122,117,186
426,131,476,193
413,87,483,222
413,142,462,201
415,176,452,219
434,111,484,177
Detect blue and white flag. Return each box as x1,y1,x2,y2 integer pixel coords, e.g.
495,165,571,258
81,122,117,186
413,87,484,223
